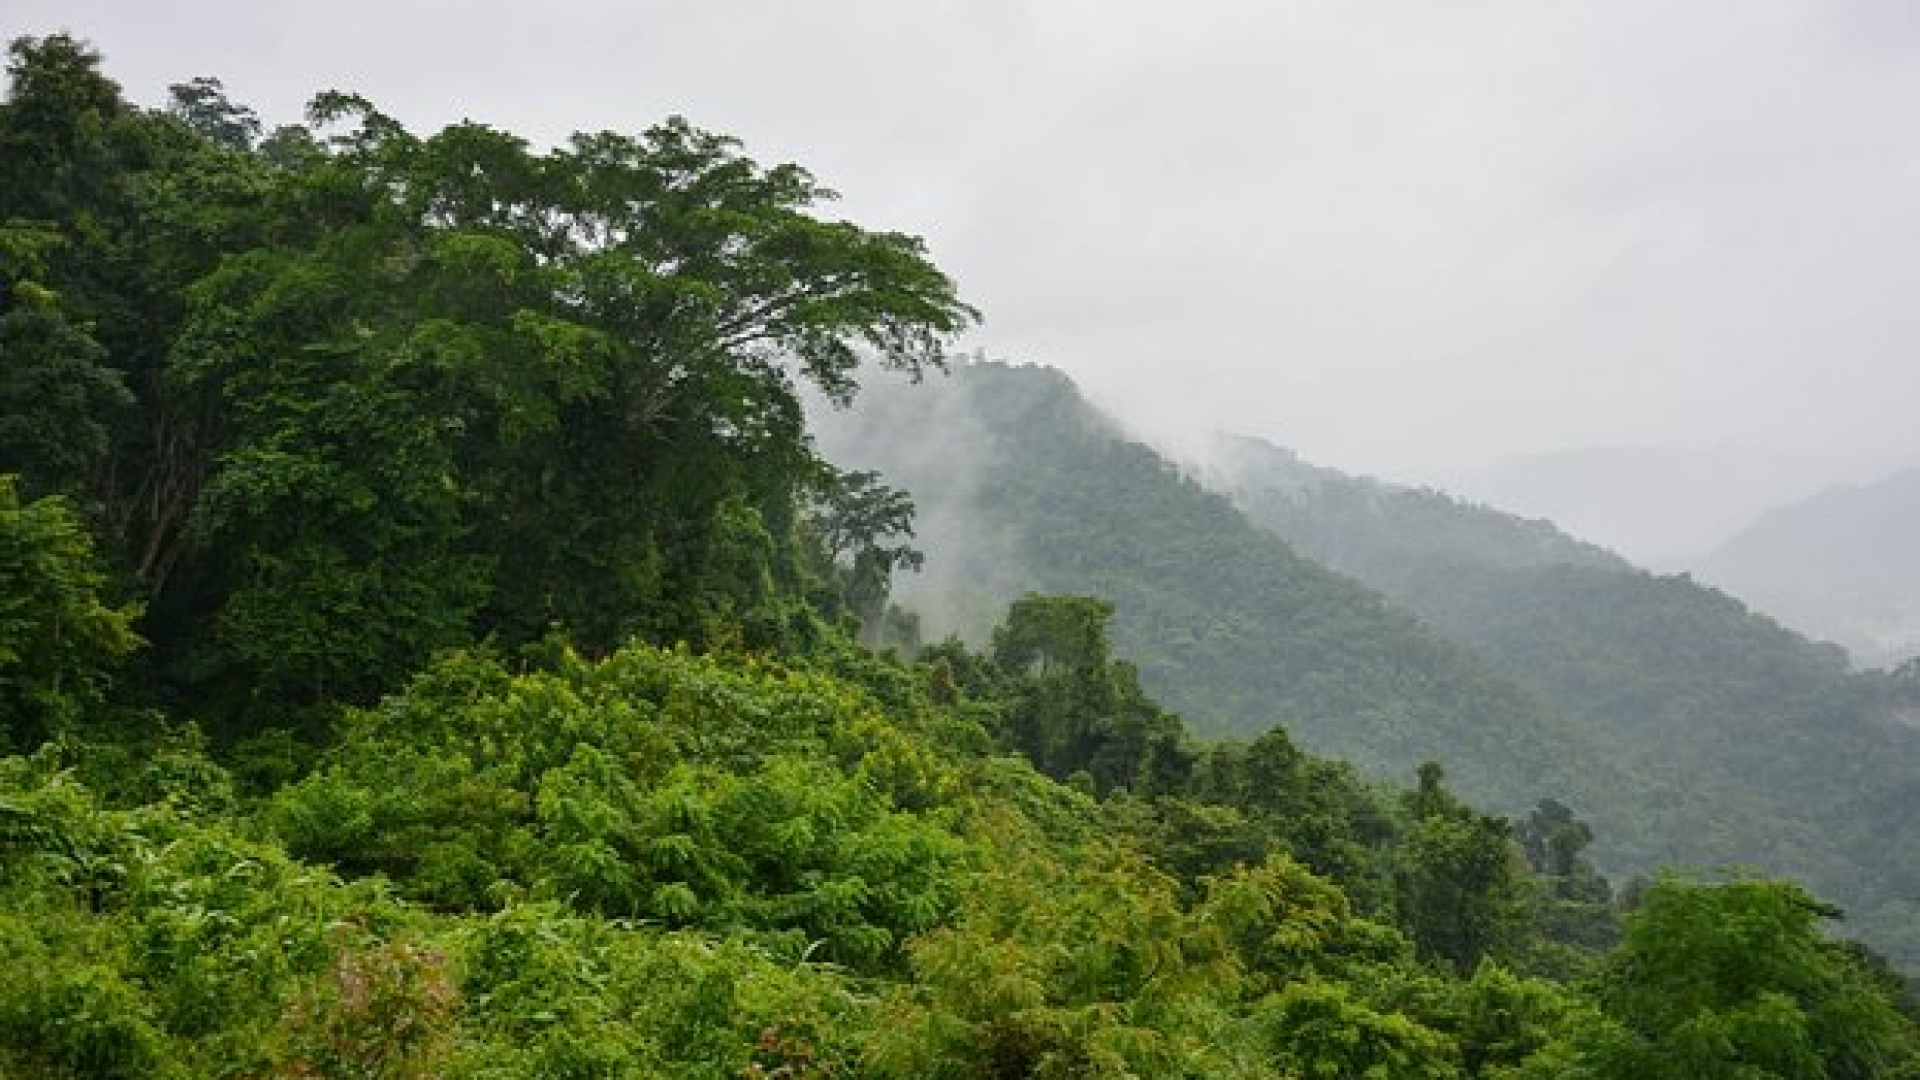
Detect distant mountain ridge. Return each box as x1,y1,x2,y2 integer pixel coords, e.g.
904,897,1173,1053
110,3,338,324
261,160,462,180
1197,433,1629,586
1198,431,1920,970
1694,467,1920,669
818,360,1920,971
1438,445,1878,564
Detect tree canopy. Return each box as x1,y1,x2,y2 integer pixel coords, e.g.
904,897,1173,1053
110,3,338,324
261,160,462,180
0,33,972,728
3,34,1917,1080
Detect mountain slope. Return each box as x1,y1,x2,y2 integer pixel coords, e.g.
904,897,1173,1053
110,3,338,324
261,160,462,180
1437,446,1860,564
1199,433,1628,585
816,362,1657,843
1695,467,1920,668
1203,431,1920,969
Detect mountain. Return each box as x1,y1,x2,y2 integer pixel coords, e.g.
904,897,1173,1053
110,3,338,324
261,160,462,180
1694,468,1920,669
1201,431,1920,970
814,362,1633,823
9,36,1920,1073
1197,433,1630,587
1437,446,1877,565
818,362,1920,969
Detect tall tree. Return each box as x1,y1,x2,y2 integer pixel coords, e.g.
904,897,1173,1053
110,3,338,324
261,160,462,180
989,594,1192,794
165,99,972,682
3,38,974,725
1578,877,1919,1079
803,466,924,638
1396,763,1528,972
0,34,126,225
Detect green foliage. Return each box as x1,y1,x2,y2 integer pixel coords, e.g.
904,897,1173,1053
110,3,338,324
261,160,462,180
275,930,458,1079
6,617,1918,1077
869,830,1225,1078
1255,979,1461,1079
1395,764,1530,973
0,944,176,1080
1187,726,1398,907
8,32,1920,1080
0,751,880,1079
166,76,259,150
0,259,131,496
1196,854,1412,992
0,34,132,226
823,359,1920,975
804,465,925,639
0,476,141,749
1517,798,1619,952
274,643,968,969
988,593,1195,795
815,360,1626,824
1568,876,1920,1079
1214,429,1920,973
1444,963,1589,1079
2,36,972,735
0,749,410,1077
452,904,870,1079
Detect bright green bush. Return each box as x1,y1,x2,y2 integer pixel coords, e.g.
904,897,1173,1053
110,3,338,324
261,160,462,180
449,903,868,1079
273,644,971,969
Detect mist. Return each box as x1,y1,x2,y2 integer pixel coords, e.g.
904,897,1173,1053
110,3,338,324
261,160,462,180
806,366,1035,645
12,0,1920,557
17,5,1920,1055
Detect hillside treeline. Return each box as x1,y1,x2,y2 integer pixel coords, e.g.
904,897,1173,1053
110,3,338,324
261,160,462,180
3,35,1917,1077
820,358,1920,974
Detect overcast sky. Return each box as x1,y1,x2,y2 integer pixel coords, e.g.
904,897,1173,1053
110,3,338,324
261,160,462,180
9,0,1920,494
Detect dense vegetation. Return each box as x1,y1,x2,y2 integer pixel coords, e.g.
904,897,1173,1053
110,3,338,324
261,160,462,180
819,360,1920,974
5,34,1919,1076
815,365,1630,815
0,30,971,741
1208,432,1920,971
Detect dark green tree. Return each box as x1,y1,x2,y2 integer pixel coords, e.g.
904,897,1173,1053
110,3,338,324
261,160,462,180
165,76,259,150
1518,798,1592,880
1518,797,1618,949
0,34,127,225
1188,728,1395,906
3,37,974,724
0,476,141,749
989,594,1192,794
161,98,973,707
1396,763,1528,972
1578,876,1920,1079
803,466,924,639
0,235,130,498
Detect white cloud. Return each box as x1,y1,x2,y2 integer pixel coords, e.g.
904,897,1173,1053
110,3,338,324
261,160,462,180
8,0,1919,487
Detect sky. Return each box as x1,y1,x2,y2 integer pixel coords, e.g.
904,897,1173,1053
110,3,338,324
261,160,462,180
7,1,1920,548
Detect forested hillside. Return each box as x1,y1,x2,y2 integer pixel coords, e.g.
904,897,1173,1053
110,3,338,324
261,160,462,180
1197,433,1628,586
816,364,1632,821
4,34,1919,1076
1203,432,1920,971
820,361,1920,973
